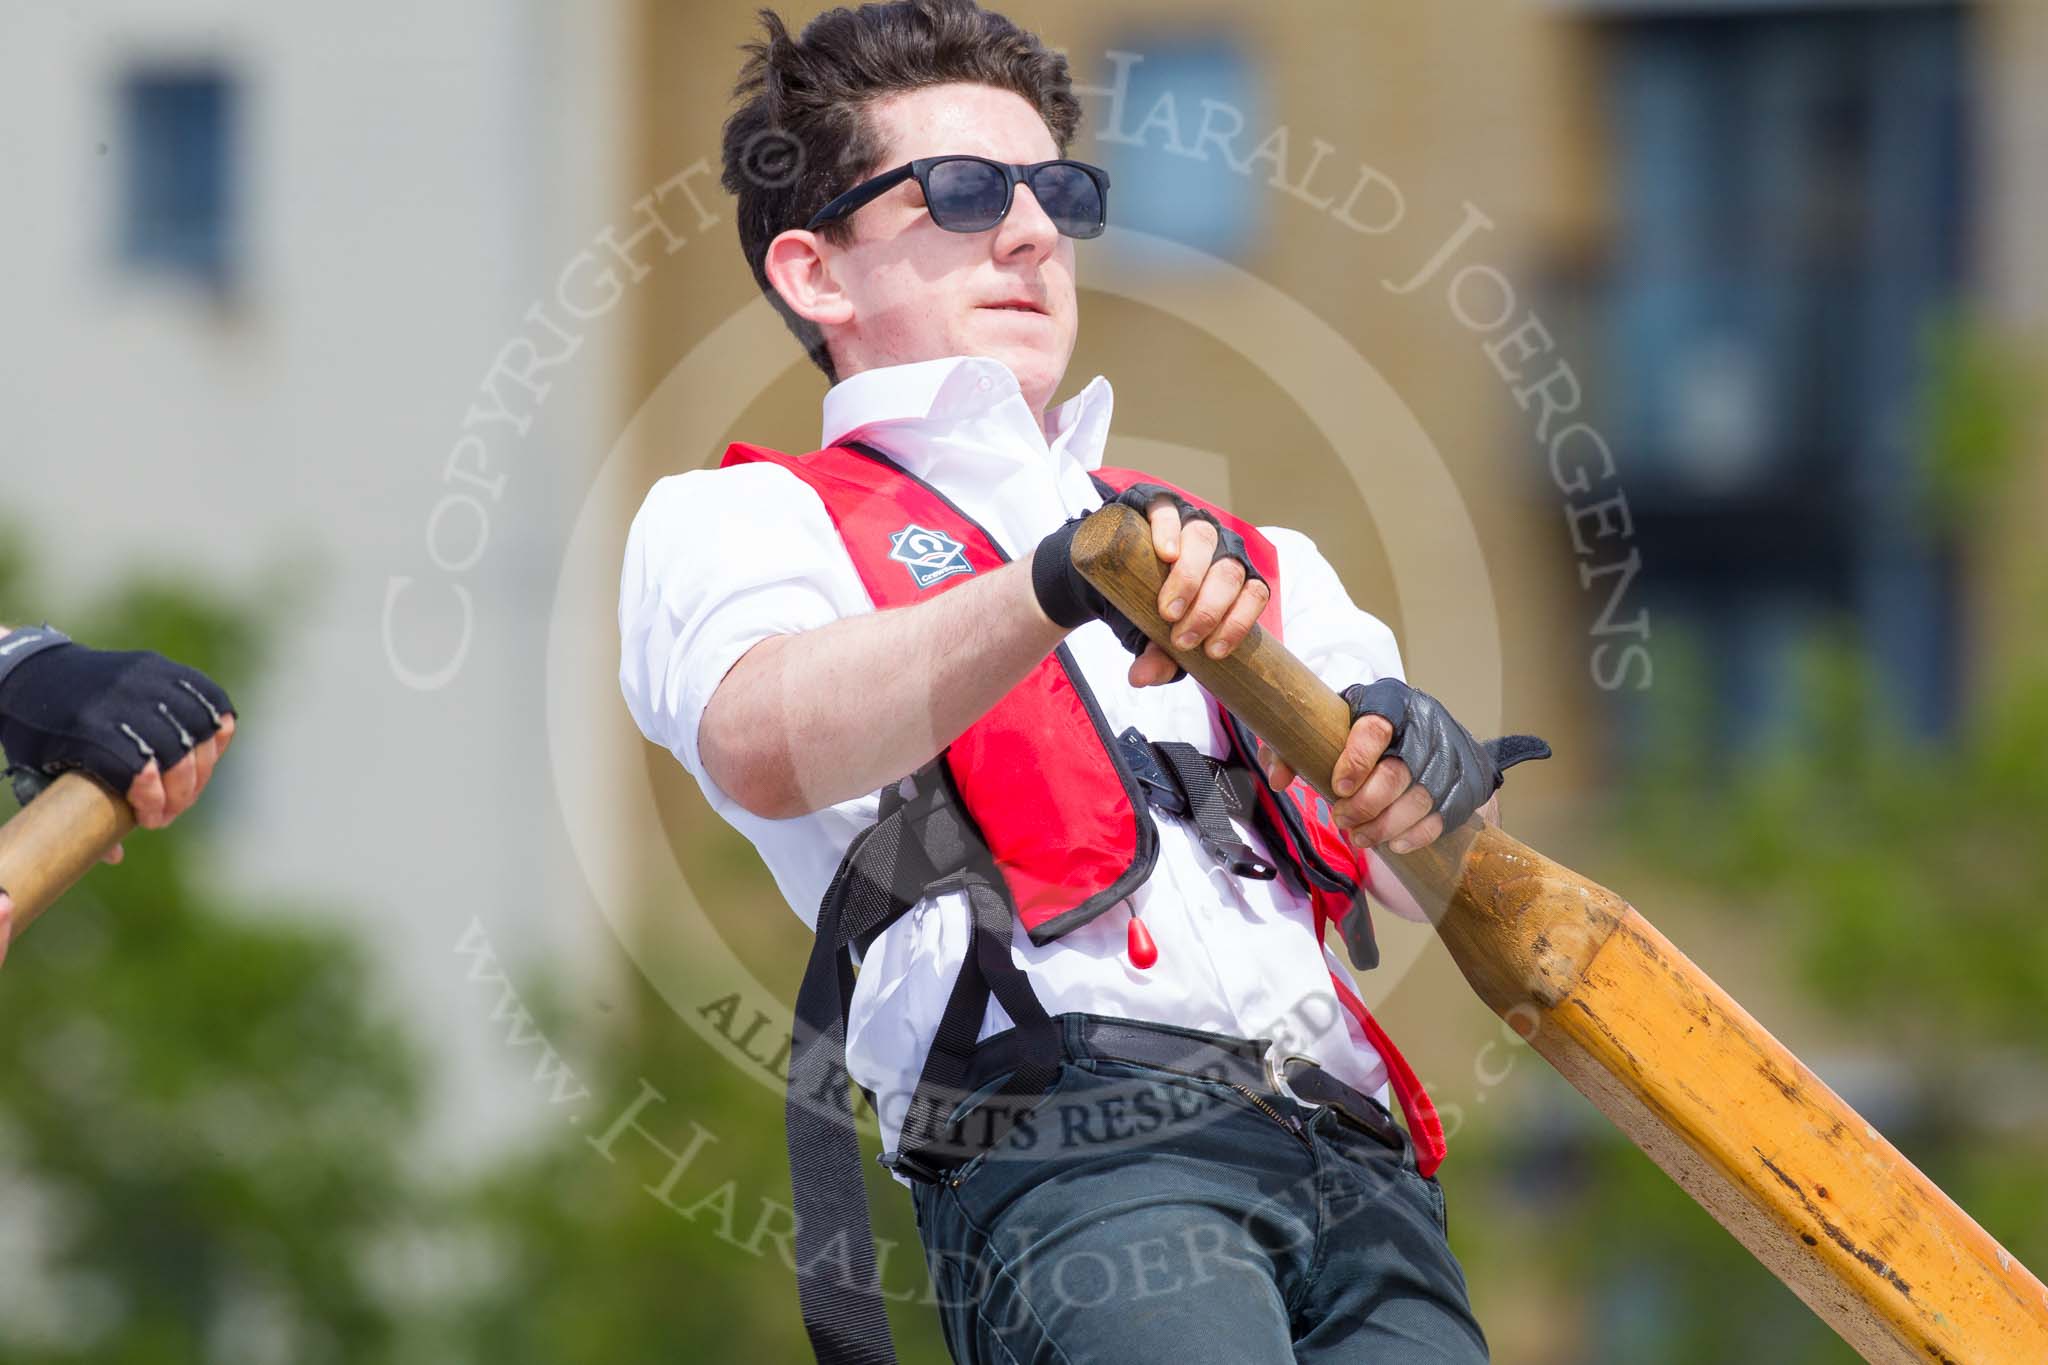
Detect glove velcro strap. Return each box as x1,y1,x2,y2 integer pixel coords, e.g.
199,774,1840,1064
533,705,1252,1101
1486,734,1552,770
1341,679,1552,833
0,626,73,693
1029,516,1096,629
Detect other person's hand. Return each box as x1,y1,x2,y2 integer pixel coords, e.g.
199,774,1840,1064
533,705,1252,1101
0,626,238,871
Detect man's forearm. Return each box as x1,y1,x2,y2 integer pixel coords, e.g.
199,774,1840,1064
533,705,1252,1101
701,554,1070,819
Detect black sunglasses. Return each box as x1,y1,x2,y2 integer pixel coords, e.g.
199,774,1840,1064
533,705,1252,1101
805,155,1111,239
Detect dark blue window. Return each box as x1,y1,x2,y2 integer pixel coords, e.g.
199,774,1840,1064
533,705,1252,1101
1578,7,1968,748
118,68,237,287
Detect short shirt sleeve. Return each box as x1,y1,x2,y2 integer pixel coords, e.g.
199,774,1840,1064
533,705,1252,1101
1263,525,1405,693
617,463,875,801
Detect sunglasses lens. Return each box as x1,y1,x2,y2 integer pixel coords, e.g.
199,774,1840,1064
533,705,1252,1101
1030,163,1105,238
925,159,1011,231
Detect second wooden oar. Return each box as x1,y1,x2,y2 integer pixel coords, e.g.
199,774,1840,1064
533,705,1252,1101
0,772,133,938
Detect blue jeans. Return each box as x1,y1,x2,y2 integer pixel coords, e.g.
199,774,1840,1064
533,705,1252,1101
907,1019,1489,1363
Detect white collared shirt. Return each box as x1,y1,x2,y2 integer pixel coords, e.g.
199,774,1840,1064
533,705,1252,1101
618,355,1407,1177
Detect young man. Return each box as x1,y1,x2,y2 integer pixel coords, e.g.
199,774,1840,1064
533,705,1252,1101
619,2,1544,1360
0,622,237,964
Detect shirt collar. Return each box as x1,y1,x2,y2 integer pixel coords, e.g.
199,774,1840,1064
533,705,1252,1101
820,356,1114,472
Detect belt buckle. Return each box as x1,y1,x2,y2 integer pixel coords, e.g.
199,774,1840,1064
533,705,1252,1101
1262,1049,1324,1114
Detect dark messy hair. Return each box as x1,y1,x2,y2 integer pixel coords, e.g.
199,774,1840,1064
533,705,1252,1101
720,0,1082,381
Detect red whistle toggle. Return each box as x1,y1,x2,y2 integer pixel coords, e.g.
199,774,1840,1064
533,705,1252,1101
1126,908,1158,969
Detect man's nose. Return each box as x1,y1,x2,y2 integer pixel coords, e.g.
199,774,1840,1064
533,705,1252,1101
994,181,1059,259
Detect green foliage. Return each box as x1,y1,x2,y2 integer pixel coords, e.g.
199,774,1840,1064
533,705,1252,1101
1563,1139,1846,1365
0,543,433,1364
1918,314,2039,531
0,530,947,1360
1623,630,2048,1058
1447,631,2048,1362
438,966,951,1364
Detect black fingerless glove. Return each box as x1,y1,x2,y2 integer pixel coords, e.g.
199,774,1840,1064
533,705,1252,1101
0,625,235,805
1341,677,1550,832
1030,485,1267,684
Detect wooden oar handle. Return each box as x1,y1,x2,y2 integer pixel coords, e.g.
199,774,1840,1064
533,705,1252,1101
1075,502,1354,786
1070,501,1484,911
0,772,133,935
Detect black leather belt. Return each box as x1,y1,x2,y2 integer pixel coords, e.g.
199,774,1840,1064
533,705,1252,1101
955,1013,1405,1157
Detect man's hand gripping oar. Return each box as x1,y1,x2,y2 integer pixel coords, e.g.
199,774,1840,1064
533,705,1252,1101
0,626,236,962
1070,501,2048,1365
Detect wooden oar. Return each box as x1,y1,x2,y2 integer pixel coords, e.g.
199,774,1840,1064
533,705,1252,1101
0,773,133,937
1073,501,2048,1365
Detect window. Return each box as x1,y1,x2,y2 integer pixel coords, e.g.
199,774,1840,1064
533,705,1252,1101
117,67,238,288
1090,37,1264,267
1571,6,1967,745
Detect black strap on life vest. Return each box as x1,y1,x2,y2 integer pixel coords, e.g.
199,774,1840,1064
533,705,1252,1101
885,875,1062,1182
787,761,1060,1365
1115,726,1279,882
1218,712,1381,972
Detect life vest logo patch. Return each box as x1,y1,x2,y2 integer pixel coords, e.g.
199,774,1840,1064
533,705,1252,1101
887,524,975,589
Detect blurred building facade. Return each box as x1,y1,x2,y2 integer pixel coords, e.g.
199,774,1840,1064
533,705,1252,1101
1538,0,2046,754
0,0,638,1158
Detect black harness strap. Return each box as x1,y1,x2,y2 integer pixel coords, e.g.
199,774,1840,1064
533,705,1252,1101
1152,738,1279,881
787,724,1333,1363
889,868,1062,1178
787,763,1063,1365
1116,725,1278,883
787,804,925,1365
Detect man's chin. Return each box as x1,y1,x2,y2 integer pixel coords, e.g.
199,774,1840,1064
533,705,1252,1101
966,332,1070,407
1000,352,1066,406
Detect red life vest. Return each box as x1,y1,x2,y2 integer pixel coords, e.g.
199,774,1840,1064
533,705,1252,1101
720,438,1446,1174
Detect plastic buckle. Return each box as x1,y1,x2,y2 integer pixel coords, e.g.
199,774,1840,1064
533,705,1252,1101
1116,727,1188,817
1204,832,1277,881
877,1148,948,1187
1119,728,1277,879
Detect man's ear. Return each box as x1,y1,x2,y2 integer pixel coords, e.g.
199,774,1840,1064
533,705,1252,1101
763,228,855,329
